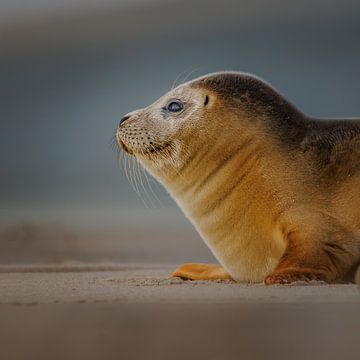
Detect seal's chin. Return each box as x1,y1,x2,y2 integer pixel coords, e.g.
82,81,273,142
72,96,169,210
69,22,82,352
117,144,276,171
116,137,134,155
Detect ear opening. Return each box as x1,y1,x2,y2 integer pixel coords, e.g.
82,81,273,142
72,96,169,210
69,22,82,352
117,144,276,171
204,95,209,106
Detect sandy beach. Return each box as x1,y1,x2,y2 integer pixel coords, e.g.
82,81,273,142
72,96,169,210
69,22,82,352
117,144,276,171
0,264,359,360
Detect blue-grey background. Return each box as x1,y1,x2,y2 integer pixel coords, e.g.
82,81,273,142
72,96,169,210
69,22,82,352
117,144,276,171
1,0,360,263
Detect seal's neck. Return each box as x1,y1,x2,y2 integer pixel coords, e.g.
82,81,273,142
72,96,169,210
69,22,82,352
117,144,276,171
163,135,268,209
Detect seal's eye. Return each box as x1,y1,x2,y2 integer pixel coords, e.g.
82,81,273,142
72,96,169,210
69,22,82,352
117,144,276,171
166,100,183,113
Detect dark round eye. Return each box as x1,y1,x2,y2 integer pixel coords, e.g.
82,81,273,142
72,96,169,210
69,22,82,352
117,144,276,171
166,100,183,113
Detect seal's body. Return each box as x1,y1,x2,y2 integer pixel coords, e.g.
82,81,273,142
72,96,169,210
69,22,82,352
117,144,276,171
117,72,360,284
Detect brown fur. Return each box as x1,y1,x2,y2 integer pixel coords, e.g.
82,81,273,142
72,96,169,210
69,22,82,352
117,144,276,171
117,72,360,285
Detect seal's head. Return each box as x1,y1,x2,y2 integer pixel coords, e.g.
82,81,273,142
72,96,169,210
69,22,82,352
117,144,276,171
116,78,215,174
116,71,302,180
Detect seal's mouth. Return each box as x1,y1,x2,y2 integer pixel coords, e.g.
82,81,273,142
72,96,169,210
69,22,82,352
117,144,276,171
116,132,171,158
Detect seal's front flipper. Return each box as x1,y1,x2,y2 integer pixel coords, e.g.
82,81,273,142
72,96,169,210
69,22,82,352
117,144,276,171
171,263,232,281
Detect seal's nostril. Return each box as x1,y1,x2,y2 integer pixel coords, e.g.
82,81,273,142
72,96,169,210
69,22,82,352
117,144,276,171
119,115,131,127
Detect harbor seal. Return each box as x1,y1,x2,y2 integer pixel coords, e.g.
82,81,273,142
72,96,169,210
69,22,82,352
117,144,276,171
116,71,360,284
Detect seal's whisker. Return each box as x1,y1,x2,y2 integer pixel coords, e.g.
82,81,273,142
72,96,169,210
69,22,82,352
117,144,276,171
129,155,146,206
116,148,144,205
171,69,188,90
138,149,163,207
122,153,132,189
109,134,121,156
180,68,201,86
143,167,163,206
134,155,154,207
124,154,140,201
134,159,152,207
134,157,154,208
136,155,157,207
114,130,161,207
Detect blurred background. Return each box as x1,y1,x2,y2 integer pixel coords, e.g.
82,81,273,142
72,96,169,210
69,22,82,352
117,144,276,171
1,0,360,265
